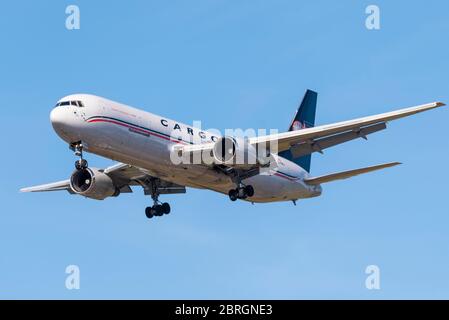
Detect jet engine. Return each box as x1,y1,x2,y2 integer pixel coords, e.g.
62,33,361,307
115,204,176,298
212,136,270,168
70,167,120,200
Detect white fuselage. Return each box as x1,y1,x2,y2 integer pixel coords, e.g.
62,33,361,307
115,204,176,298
50,94,322,203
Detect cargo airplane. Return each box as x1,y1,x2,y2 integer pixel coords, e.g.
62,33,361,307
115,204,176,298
21,90,444,219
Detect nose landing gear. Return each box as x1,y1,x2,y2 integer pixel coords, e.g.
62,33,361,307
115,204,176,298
70,142,88,170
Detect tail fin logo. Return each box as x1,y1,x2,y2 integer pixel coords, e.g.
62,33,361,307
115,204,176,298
292,120,307,131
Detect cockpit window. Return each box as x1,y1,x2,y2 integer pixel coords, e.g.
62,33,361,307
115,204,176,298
55,100,85,107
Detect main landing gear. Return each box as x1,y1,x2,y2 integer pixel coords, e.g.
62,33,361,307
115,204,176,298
145,202,170,219
228,184,254,201
145,195,171,219
71,142,88,170
143,179,171,219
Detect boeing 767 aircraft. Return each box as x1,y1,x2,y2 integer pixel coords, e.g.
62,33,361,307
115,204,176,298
21,90,444,219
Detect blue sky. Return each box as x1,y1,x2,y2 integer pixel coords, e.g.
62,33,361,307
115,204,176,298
0,1,448,299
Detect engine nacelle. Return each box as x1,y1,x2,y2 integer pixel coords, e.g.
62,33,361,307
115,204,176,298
70,167,119,200
212,136,270,168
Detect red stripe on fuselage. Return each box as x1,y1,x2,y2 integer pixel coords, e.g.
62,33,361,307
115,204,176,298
87,118,187,145
273,172,299,181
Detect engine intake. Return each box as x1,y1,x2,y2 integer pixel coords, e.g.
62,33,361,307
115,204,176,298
70,167,119,200
212,136,270,168
213,137,236,163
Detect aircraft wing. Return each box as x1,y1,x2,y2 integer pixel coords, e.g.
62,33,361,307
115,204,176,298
20,179,74,194
249,101,445,153
20,163,186,195
176,101,444,166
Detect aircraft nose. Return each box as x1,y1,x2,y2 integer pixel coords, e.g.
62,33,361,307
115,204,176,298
50,105,81,142
50,106,66,129
50,106,75,139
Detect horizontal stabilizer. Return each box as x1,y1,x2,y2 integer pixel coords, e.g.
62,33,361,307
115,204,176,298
304,162,401,185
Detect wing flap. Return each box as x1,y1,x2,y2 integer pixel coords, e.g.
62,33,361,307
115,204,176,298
304,162,401,185
290,122,386,158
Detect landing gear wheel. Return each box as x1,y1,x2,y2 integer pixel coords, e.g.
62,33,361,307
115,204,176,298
244,185,254,197
238,187,247,199
155,205,164,216
145,207,154,219
161,202,171,215
228,189,238,201
75,159,88,170
228,185,255,201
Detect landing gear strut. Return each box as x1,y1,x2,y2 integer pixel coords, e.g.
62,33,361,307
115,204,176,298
228,184,254,201
143,178,171,219
70,142,88,170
